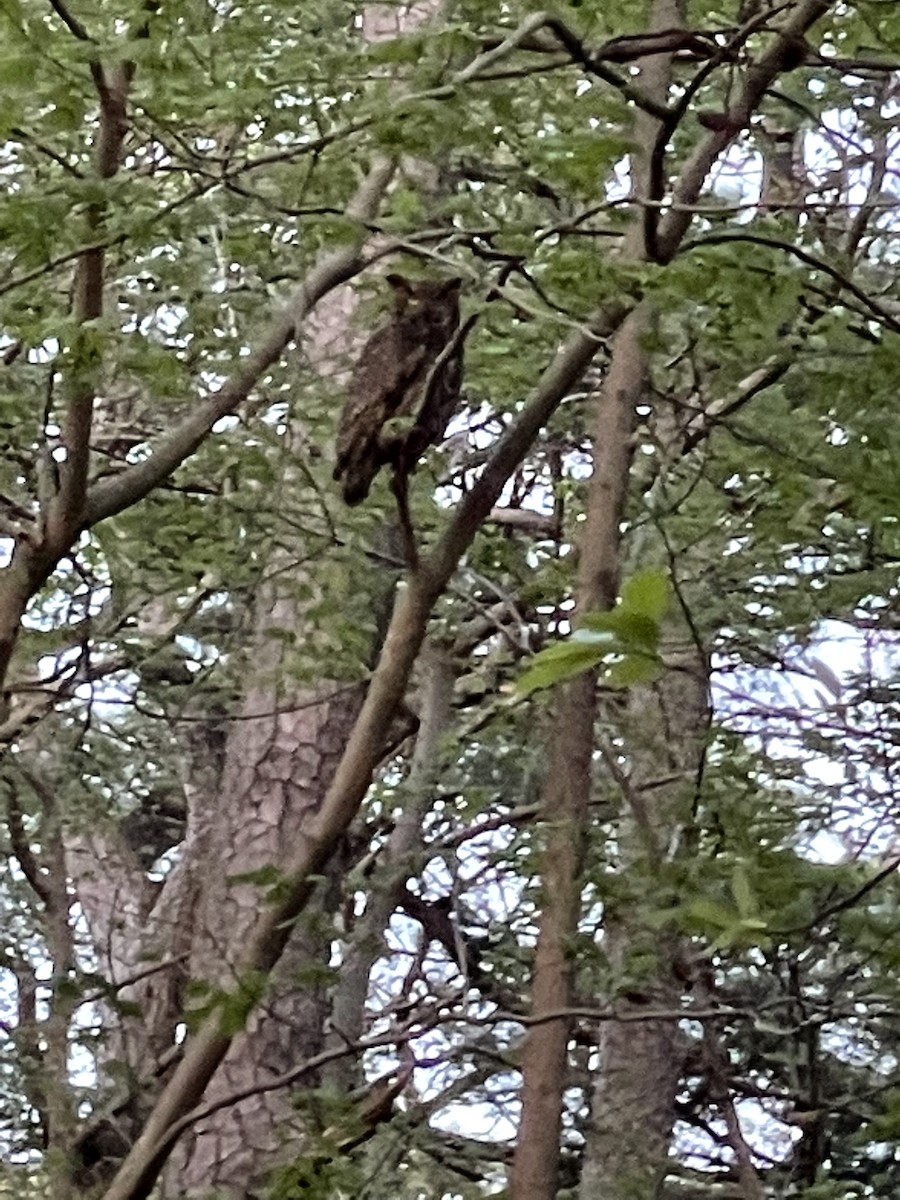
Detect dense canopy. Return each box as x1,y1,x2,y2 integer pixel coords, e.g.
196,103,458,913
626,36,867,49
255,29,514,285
2,2,900,1199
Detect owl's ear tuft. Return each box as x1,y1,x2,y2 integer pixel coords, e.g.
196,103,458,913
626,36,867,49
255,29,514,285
385,274,413,293
439,277,463,296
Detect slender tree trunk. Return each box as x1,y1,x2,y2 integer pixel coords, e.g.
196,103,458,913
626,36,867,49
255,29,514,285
324,643,454,1093
582,646,710,1198
510,6,681,1196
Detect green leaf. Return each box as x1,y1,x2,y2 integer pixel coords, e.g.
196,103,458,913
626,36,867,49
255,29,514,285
0,48,35,92
519,569,669,694
365,34,424,64
606,653,661,689
578,611,619,635
185,973,267,1036
731,863,756,919
605,610,660,653
620,569,671,622
685,897,739,931
517,639,606,696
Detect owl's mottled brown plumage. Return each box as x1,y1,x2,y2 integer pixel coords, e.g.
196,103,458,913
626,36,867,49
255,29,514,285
333,274,463,506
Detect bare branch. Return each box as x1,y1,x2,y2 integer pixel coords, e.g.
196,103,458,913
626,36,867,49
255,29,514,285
488,507,560,537
47,0,91,41
44,63,130,560
656,0,835,262
684,230,900,336
4,783,53,908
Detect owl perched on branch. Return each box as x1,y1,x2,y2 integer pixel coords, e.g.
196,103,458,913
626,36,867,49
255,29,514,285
333,274,464,507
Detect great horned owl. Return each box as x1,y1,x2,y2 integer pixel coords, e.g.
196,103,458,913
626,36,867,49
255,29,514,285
333,274,463,506
760,123,806,218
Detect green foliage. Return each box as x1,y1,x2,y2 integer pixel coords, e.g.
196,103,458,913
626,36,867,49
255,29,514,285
185,971,269,1036
1,1,900,1198
517,568,669,693
265,1151,361,1200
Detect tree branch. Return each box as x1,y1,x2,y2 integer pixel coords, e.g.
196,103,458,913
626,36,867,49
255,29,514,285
683,230,900,336
656,0,834,263
43,63,130,560
82,158,395,528
47,0,92,41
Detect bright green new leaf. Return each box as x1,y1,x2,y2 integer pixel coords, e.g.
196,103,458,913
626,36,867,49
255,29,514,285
518,569,668,694
605,653,661,689
517,638,608,696
620,569,671,622
731,862,756,919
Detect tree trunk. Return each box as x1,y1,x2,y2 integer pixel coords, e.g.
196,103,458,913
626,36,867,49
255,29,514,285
511,5,681,1196
160,595,363,1194
582,650,710,1198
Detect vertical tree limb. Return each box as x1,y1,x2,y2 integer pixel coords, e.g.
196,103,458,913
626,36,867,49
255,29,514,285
508,0,677,1191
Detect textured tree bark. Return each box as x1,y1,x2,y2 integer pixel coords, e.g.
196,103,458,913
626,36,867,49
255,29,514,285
158,605,363,1196
582,652,709,1198
508,674,593,1200
66,450,368,1198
